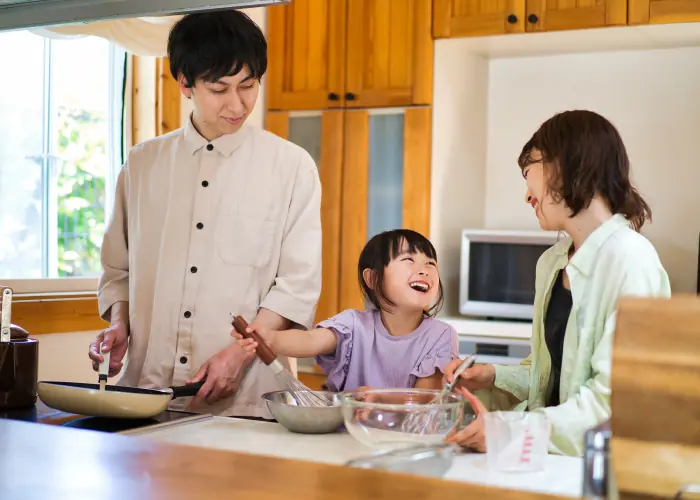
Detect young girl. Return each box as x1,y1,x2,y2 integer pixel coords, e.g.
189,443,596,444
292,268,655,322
233,229,459,391
443,110,671,456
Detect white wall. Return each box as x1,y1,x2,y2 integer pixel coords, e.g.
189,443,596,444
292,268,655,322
180,7,267,129
432,40,700,314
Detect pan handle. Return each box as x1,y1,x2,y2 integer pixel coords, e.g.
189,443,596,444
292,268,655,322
169,381,206,399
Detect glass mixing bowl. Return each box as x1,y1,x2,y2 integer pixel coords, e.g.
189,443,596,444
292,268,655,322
338,388,473,452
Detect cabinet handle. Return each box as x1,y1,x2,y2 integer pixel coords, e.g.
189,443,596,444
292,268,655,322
328,92,340,101
507,14,518,24
528,13,539,23
344,92,357,101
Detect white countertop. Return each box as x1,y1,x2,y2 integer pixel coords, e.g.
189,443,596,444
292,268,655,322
135,416,583,498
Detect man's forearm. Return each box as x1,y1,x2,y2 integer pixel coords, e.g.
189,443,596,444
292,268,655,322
109,301,129,329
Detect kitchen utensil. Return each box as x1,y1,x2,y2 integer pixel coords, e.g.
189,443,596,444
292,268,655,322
346,443,457,478
37,380,205,419
339,388,465,452
0,287,39,410
98,341,110,391
484,411,550,472
262,389,344,434
400,354,477,434
231,315,330,407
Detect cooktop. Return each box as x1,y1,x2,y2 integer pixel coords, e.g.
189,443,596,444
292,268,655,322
0,403,211,434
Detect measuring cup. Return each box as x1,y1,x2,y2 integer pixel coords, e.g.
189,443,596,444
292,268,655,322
484,411,550,472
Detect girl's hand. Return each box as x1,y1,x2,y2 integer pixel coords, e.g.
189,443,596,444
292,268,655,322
443,359,496,392
445,387,489,452
230,324,275,352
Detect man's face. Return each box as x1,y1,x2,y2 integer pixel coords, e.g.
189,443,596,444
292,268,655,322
179,65,259,140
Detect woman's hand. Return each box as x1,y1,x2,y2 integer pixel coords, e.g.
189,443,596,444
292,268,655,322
443,359,496,392
445,387,489,452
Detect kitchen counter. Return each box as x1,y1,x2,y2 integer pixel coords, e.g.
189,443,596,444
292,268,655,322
136,416,584,498
0,418,571,500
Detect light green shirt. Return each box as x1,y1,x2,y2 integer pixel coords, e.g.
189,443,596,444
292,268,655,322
485,214,671,456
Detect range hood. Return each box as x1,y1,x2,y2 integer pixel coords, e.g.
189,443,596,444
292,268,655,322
0,0,287,32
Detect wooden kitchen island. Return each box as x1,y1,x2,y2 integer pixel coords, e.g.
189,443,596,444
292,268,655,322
0,418,567,500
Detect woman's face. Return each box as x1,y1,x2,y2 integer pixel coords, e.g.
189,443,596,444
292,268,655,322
522,149,570,231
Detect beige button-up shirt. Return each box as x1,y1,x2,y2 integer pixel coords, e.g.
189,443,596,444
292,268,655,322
97,117,322,418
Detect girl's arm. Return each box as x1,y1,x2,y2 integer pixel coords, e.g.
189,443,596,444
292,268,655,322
232,326,337,358
414,370,444,390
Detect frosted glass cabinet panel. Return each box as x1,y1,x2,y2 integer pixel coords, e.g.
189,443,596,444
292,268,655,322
367,113,404,240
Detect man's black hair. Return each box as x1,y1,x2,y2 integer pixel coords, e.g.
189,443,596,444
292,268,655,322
167,10,267,88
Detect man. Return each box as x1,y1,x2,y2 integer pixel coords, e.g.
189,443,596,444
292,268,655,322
88,10,322,418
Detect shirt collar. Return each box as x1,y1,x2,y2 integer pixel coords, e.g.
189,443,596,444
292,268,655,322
183,112,251,157
566,214,630,276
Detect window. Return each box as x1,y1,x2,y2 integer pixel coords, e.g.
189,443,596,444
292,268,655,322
0,30,126,293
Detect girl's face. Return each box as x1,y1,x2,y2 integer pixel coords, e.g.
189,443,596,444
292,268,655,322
522,149,570,231
379,245,439,312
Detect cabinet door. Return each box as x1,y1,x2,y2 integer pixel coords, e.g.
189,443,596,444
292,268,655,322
432,0,526,38
525,0,626,31
628,0,700,24
345,0,433,108
339,108,432,311
266,0,347,111
265,111,344,323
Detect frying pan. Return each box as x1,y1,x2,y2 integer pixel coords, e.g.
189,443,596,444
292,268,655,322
37,380,205,419
38,344,204,419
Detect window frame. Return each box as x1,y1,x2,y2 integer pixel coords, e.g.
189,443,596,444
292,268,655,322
2,34,127,297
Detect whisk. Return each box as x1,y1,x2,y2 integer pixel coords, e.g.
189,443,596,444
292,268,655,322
400,354,478,435
231,315,331,408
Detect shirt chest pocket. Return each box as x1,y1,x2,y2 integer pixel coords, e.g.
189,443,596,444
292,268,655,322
216,208,277,268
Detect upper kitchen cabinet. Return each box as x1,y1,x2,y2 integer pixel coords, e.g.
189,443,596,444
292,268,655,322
628,0,700,24
433,0,626,37
433,0,527,36
266,0,434,111
266,0,347,110
344,0,433,108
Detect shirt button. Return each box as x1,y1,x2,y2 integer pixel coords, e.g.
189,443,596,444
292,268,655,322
184,311,192,318
179,356,188,364
190,266,198,273
201,180,209,187
196,222,203,230
206,144,214,151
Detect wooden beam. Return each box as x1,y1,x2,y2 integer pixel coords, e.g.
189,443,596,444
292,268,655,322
156,57,181,136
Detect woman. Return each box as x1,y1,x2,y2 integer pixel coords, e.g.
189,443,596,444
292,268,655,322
444,110,671,456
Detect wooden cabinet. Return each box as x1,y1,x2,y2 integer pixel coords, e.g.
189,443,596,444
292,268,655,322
265,107,432,317
433,0,627,37
265,110,344,324
628,0,700,23
266,0,433,111
339,107,432,311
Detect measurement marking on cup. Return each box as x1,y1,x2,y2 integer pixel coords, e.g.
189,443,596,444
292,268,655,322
520,427,534,464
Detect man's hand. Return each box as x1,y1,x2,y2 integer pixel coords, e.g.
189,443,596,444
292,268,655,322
186,341,254,409
88,321,129,377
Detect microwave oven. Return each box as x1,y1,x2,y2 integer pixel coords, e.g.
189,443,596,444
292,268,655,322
459,229,560,320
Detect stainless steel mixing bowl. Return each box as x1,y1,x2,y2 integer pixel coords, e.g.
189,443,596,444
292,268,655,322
262,390,344,434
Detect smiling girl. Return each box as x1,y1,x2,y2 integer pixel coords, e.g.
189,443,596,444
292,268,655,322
234,229,459,391
443,110,671,456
